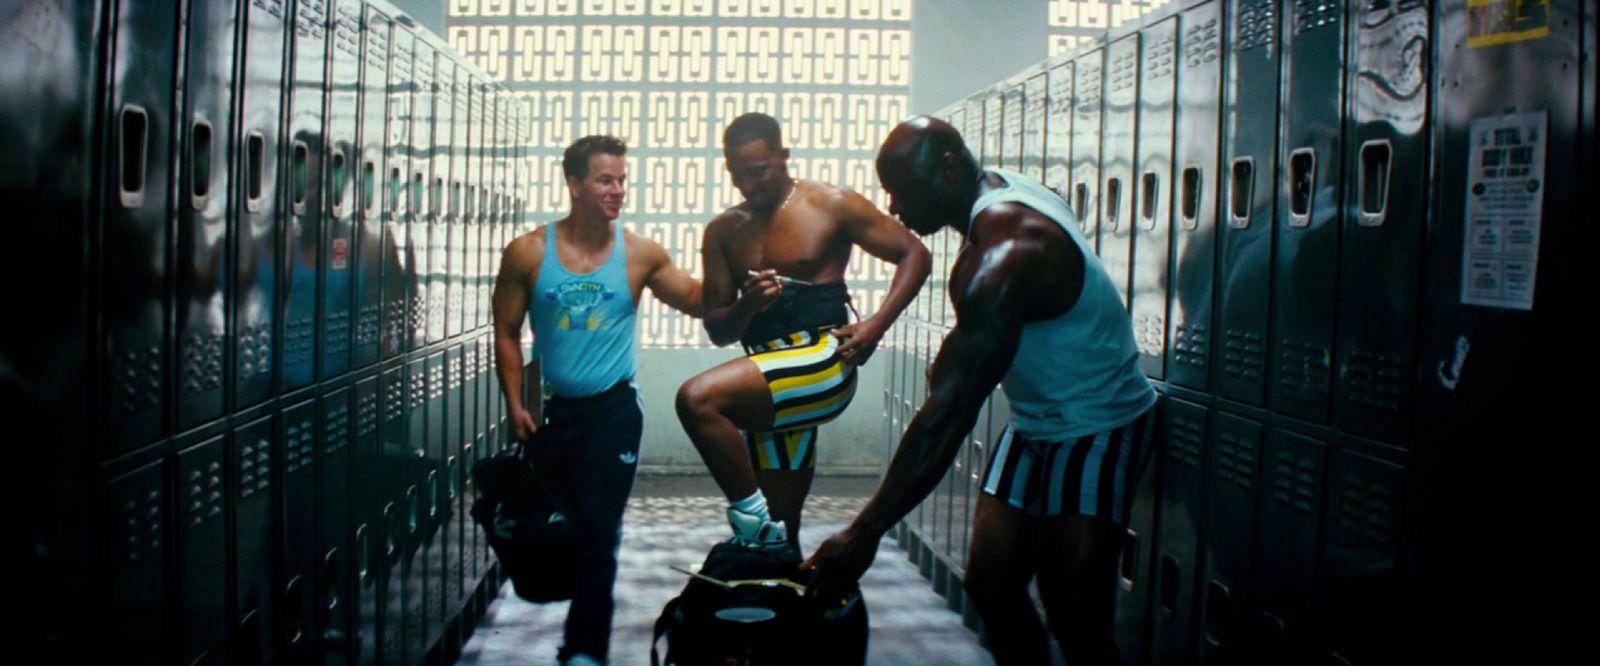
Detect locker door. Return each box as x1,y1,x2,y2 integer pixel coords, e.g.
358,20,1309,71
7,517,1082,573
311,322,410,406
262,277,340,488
983,90,1003,170
106,461,167,664
464,78,482,334
1045,62,1075,197
1072,48,1105,254
382,24,413,360
234,0,289,410
1168,0,1225,393
1214,0,1283,407
177,0,238,431
323,0,364,380
350,376,380,665
1100,32,1140,303
1023,73,1049,183
1332,0,1431,446
1003,82,1025,172
1251,429,1327,665
101,0,181,454
279,398,319,662
1197,412,1263,665
232,415,277,664
1267,0,1347,424
406,39,432,352
449,71,470,339
1316,446,1404,665
176,435,228,665
1149,397,1206,665
1133,17,1178,380
354,4,391,368
372,367,407,664
425,54,452,346
3,2,100,652
281,0,329,393
320,385,354,664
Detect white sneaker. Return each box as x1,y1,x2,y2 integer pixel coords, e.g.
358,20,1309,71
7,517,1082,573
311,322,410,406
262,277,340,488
727,507,788,549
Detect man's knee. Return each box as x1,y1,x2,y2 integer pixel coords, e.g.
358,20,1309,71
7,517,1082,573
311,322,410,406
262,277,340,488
675,375,715,421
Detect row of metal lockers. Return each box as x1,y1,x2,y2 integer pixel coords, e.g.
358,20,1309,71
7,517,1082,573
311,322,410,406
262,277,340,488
883,0,1591,664
3,0,536,662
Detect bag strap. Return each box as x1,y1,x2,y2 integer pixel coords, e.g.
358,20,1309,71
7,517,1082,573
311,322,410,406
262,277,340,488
650,596,680,666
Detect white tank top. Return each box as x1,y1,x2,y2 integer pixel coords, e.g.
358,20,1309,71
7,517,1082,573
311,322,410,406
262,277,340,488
968,169,1155,439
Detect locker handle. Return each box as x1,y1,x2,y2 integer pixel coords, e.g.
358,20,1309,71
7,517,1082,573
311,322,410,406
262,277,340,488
323,548,342,613
431,176,444,217
1204,579,1231,647
446,455,458,500
426,470,439,518
406,485,419,534
355,523,371,583
361,160,378,220
1259,611,1286,645
1159,552,1180,614
1228,157,1254,229
117,105,148,208
285,574,306,645
390,166,404,214
381,503,397,558
1105,177,1123,231
1140,171,1160,231
1288,148,1315,228
291,140,310,215
467,185,478,218
245,131,266,213
239,610,261,658
413,172,425,216
453,181,463,219
329,147,349,220
189,119,213,210
1118,526,1139,592
1179,166,1201,231
1359,139,1393,227
1073,182,1090,225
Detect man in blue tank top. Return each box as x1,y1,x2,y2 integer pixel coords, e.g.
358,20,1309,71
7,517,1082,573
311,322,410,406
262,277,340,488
492,135,702,666
675,113,931,554
804,116,1157,666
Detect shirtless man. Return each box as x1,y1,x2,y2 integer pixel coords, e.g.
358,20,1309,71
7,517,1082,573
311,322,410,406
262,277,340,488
675,112,931,551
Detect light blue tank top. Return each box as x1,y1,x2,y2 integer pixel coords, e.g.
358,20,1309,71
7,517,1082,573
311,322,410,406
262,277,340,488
970,169,1156,439
529,222,636,398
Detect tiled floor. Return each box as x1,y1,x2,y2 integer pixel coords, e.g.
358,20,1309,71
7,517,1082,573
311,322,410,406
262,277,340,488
458,475,994,666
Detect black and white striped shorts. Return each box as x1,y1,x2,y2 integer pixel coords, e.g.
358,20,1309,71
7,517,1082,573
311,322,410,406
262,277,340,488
979,409,1154,522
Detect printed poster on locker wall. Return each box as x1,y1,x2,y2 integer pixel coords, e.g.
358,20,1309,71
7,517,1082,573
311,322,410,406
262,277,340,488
1460,111,1546,311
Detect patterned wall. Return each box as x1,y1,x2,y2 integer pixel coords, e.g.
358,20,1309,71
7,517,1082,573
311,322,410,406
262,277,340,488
445,0,912,349
1049,0,1174,55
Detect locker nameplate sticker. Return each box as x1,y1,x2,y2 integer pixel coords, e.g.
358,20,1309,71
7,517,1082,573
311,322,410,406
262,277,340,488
1460,111,1546,311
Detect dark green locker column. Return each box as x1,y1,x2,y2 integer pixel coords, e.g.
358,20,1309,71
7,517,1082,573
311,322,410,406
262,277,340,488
323,0,363,381
1045,61,1074,196
231,415,277,664
177,0,238,431
1167,0,1225,394
100,0,181,455
176,436,228,665
1409,1,1590,661
1332,0,1432,446
233,0,289,410
1071,45,1105,253
1133,15,1178,380
1267,0,1348,424
278,398,319,662
354,3,392,368
1099,30,1140,304
281,0,329,393
1215,0,1283,408
320,385,354,664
